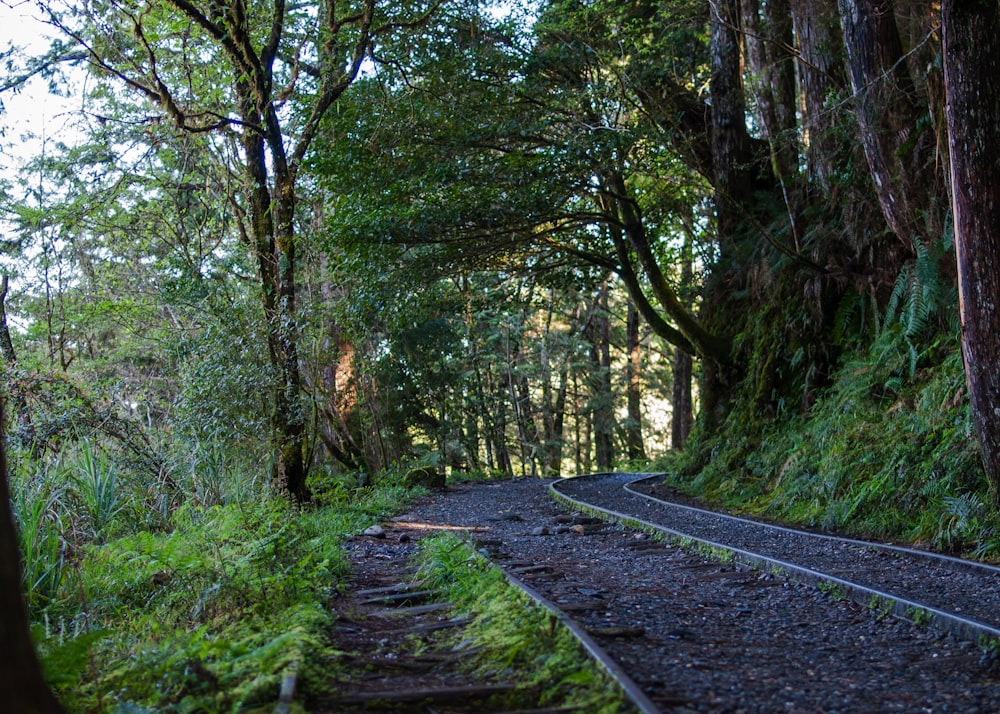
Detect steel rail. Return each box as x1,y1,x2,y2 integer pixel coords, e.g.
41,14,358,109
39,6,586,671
550,472,1000,646
498,567,662,714
623,473,1000,576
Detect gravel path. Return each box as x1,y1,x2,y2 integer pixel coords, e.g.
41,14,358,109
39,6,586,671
399,476,1000,713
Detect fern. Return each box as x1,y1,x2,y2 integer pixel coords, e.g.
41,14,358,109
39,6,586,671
832,289,867,345
885,238,951,340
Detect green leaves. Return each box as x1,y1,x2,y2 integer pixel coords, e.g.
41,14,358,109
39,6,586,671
71,439,126,541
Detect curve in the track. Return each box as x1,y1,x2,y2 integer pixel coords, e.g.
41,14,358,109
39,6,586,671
550,472,1000,646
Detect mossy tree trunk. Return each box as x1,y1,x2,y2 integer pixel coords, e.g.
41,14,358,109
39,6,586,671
791,0,848,193
838,0,940,251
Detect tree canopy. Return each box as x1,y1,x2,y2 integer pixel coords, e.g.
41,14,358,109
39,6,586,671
0,0,994,492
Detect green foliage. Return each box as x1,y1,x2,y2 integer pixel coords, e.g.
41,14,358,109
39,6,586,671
22,463,418,712
414,533,634,713
9,459,69,610
71,439,126,541
668,334,997,556
173,311,276,445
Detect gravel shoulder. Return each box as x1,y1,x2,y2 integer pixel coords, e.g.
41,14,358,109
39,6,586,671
390,476,1000,713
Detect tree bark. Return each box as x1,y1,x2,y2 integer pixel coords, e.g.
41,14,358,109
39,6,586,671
838,0,937,251
791,0,849,192
672,235,696,450
0,395,66,713
710,0,761,242
587,283,615,471
0,277,34,444
743,0,798,182
624,299,646,462
942,0,1000,504
671,347,694,450
538,290,572,477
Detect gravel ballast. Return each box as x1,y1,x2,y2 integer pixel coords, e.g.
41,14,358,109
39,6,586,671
399,476,1000,713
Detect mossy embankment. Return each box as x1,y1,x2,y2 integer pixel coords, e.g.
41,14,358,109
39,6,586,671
659,330,998,560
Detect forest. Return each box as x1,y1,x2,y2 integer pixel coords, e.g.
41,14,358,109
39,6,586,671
2,0,1000,710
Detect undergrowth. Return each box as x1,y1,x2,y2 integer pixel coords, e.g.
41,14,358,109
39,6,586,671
13,443,418,713
414,533,635,713
663,327,999,560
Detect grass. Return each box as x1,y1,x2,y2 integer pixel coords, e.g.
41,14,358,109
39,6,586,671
660,330,1000,560
414,532,638,713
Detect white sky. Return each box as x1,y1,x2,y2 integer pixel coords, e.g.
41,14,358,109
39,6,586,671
1,1,83,171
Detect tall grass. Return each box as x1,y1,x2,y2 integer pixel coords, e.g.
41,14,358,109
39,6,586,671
11,436,421,712
71,439,126,541
8,460,68,610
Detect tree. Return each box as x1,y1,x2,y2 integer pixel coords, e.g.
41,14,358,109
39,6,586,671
838,0,942,252
624,297,646,461
942,0,1000,503
39,0,439,499
0,393,66,713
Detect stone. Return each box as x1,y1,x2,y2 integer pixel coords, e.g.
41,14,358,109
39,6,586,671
363,525,386,538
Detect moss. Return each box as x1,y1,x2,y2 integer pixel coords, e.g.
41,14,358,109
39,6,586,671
37,483,420,713
414,533,638,713
660,333,999,559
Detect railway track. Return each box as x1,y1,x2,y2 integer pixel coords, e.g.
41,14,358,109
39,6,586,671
316,475,1000,713
552,472,1000,645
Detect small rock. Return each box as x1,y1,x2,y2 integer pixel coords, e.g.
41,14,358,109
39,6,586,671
398,533,411,543
491,513,524,522
363,525,386,538
530,526,550,536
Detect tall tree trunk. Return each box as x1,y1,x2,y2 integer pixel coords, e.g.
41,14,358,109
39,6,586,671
624,299,646,462
492,410,513,477
589,284,615,471
838,0,938,251
743,0,798,182
942,0,1000,505
573,371,592,474
0,395,66,713
550,360,570,476
671,347,695,450
743,0,801,243
672,235,696,450
485,361,513,477
238,75,308,499
271,169,308,499
505,294,541,476
791,0,848,193
710,0,759,243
